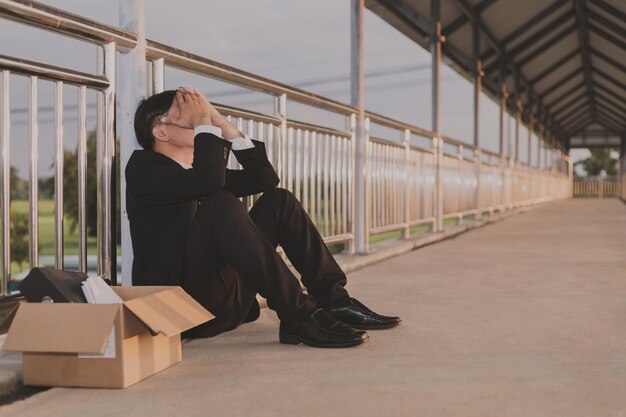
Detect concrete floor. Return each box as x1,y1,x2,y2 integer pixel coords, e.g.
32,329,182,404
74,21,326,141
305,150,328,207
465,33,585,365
2,199,626,417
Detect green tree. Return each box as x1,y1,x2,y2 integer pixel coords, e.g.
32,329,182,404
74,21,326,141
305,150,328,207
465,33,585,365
61,131,121,242
10,166,28,200
574,148,618,177
10,210,29,268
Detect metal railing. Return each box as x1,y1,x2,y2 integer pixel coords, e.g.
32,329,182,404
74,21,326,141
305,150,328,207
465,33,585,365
0,0,572,297
573,177,621,198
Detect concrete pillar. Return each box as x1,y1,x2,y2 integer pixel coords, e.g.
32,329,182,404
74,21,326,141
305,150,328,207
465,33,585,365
351,0,368,254
432,0,443,232
498,61,507,209
472,19,482,219
119,0,147,285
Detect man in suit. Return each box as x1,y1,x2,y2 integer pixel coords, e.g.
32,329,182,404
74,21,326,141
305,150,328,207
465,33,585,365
126,87,400,348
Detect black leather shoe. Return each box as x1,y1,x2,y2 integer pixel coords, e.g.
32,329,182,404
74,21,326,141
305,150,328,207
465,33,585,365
325,297,401,330
279,309,369,348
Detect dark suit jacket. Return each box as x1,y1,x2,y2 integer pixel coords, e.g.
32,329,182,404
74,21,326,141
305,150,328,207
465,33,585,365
125,133,279,286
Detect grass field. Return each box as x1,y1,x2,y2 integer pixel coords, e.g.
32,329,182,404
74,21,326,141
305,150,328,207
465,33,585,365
10,199,100,275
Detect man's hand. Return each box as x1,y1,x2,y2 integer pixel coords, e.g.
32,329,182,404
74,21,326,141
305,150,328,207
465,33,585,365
160,89,211,129
175,87,243,140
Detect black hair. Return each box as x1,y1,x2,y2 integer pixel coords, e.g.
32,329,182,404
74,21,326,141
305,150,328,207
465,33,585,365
133,90,177,150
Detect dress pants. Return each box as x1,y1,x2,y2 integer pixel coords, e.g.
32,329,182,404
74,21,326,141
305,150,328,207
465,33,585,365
181,187,350,337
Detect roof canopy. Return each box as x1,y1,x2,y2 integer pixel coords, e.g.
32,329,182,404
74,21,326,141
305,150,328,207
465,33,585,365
366,0,626,148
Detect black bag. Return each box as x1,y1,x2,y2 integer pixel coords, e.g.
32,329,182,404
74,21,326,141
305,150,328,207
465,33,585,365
18,267,88,303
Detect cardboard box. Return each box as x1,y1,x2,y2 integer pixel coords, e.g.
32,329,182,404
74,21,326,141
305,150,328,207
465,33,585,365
3,286,214,389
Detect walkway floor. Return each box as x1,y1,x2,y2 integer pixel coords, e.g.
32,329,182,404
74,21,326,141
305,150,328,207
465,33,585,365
2,199,626,417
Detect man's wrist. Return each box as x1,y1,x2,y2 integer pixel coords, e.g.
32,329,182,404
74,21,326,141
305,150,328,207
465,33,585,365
192,115,212,129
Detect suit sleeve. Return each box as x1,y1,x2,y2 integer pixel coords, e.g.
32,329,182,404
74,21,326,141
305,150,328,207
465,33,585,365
224,139,280,197
127,133,232,205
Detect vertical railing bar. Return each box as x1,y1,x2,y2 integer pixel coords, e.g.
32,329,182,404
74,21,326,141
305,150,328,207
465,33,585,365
303,130,309,213
342,137,348,235
323,134,330,237
335,135,342,235
295,129,301,202
330,135,337,236
54,80,64,270
315,134,326,231
310,132,317,226
97,42,116,282
285,127,291,191
403,130,410,238
77,85,88,273
1,70,11,295
152,58,164,94
28,76,39,269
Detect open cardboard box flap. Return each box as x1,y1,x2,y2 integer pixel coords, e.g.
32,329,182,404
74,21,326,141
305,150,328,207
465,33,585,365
3,303,118,354
115,286,213,337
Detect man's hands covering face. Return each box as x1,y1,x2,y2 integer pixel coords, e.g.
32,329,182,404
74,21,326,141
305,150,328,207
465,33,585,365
160,88,212,129
161,87,242,140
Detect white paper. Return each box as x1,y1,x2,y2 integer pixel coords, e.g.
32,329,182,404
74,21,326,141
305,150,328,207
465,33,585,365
79,276,122,359
81,276,123,304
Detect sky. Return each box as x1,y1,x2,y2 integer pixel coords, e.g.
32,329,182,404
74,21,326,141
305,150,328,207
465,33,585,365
0,0,588,178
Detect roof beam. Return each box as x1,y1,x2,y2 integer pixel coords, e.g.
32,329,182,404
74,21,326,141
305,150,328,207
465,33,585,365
551,90,588,116
561,110,592,132
538,68,582,98
506,10,576,60
596,91,626,115
546,81,586,108
594,113,625,134
587,21,626,53
556,100,589,123
558,103,591,123
528,48,580,86
565,115,594,136
595,114,624,133
593,81,626,108
594,67,626,92
484,22,577,75
596,101,626,123
588,0,626,25
586,7,626,39
572,0,595,114
595,94,626,118
554,96,588,120
442,0,499,37
591,48,626,74
503,0,570,46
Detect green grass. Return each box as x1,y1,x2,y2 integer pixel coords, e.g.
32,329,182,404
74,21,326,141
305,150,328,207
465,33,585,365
10,199,102,275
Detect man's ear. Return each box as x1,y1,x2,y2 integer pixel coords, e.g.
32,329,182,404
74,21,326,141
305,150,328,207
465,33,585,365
152,126,169,143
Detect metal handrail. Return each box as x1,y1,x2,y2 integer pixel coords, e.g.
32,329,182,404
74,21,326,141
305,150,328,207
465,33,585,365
146,40,358,116
0,0,137,49
0,54,109,89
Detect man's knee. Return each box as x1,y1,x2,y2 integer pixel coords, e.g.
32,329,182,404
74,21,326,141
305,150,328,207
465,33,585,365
261,187,299,205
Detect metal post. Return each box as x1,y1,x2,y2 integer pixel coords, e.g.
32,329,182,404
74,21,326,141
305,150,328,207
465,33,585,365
28,76,39,269
515,99,522,206
77,86,87,273
472,19,482,219
97,42,116,282
432,0,443,232
54,81,64,269
527,106,534,203
538,122,543,170
499,61,507,210
274,94,287,201
403,129,410,239
151,58,164,95
618,133,626,201
351,0,368,253
119,0,147,285
0,70,10,295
